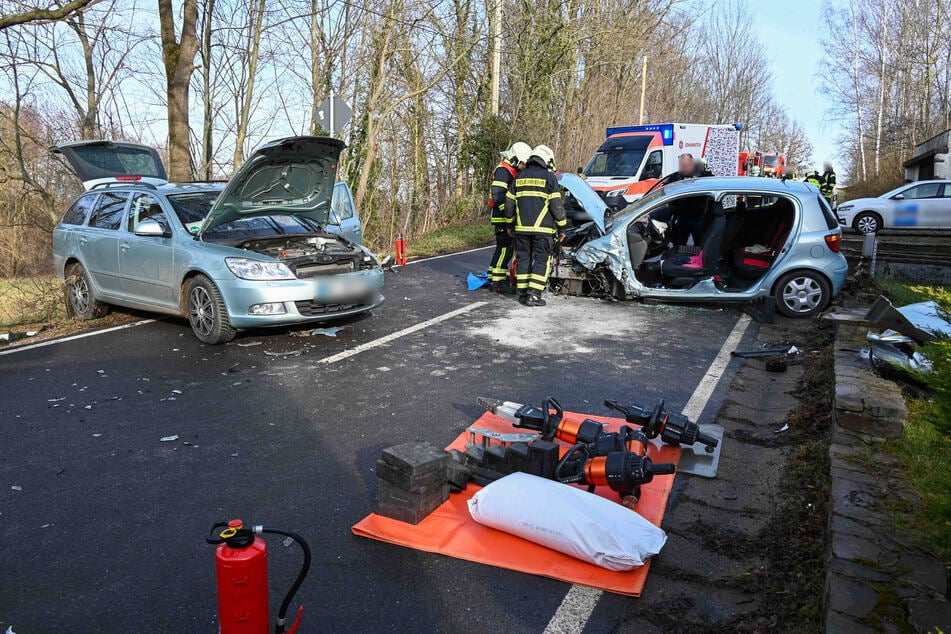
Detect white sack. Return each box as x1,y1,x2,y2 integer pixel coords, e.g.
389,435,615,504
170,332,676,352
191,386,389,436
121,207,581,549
467,472,666,571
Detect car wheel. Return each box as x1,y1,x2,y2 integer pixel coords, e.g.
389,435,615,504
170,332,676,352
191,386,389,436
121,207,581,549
65,263,109,320
774,271,831,318
852,212,882,234
186,275,236,344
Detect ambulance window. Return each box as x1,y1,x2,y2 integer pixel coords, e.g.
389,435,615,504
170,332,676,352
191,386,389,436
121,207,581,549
640,151,663,180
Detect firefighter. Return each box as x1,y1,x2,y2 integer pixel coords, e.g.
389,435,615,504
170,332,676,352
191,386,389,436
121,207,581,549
505,145,566,307
805,170,822,188
487,141,532,293
820,162,836,206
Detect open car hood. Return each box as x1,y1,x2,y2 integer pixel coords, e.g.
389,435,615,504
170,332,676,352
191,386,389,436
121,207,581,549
199,136,346,236
558,172,607,233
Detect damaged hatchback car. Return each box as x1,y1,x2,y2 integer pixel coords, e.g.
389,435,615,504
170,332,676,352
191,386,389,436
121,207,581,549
551,174,848,317
51,137,384,344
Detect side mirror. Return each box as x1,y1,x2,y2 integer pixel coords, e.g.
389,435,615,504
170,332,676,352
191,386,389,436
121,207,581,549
893,193,905,200
134,219,171,238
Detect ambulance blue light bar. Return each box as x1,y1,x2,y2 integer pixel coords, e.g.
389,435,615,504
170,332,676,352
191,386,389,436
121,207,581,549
605,123,675,145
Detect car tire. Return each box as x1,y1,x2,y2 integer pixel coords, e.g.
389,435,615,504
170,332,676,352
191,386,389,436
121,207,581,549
186,275,236,344
65,262,109,320
774,271,831,318
852,212,882,234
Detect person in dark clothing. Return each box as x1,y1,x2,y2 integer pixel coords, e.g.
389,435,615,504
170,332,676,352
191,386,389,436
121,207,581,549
505,145,566,307
486,141,531,293
820,162,836,207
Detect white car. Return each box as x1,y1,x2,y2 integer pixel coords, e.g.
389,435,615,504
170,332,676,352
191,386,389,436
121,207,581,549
836,180,951,233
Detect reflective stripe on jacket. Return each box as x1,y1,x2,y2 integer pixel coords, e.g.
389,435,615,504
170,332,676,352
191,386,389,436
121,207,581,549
490,161,518,223
504,165,566,235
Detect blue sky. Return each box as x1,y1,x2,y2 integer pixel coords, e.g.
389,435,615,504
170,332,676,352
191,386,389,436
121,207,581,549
748,1,843,168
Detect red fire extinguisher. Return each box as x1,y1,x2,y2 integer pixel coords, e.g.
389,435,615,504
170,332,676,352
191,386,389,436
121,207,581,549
207,519,311,634
395,232,407,266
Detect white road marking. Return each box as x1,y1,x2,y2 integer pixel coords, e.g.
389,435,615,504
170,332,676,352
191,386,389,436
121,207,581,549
542,312,753,633
0,319,157,357
319,302,487,365
402,245,493,266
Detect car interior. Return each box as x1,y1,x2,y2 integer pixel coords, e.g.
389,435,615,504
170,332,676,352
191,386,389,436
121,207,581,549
628,193,796,291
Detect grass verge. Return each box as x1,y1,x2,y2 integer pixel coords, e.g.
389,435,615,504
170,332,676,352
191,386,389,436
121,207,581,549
874,280,951,561
0,275,66,330
399,223,494,260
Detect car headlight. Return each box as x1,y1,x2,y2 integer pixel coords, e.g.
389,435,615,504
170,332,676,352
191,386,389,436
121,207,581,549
606,189,626,198
837,204,854,212
225,257,295,280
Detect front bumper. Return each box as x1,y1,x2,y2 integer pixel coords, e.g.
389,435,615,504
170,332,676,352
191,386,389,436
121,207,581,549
214,268,385,328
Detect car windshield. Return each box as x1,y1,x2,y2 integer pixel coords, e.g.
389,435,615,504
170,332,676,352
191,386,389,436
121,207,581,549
879,184,912,199
201,215,325,242
167,191,220,231
609,186,667,226
763,156,779,167
584,149,646,178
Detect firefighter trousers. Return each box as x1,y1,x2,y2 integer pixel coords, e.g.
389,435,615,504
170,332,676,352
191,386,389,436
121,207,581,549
488,226,514,283
515,233,553,293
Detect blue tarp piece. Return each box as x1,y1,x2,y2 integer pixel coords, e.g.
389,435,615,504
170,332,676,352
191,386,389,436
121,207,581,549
467,272,490,291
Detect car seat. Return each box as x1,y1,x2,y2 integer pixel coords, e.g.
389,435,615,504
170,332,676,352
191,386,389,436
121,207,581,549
657,202,726,288
732,199,793,278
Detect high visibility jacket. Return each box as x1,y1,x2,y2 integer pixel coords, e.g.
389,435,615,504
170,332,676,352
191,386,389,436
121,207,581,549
820,171,836,197
505,164,566,235
806,175,822,188
489,161,518,223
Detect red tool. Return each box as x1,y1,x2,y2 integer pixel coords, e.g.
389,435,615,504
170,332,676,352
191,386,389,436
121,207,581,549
395,232,407,265
207,519,311,634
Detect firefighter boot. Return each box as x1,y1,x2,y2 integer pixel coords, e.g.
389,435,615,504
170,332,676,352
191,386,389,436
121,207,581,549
526,291,547,307
517,292,529,305
497,281,516,295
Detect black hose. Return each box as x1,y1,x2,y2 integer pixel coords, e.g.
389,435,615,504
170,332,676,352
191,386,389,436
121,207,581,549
556,444,588,483
260,527,311,634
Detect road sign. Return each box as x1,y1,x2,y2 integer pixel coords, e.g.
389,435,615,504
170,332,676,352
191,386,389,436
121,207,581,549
316,92,352,136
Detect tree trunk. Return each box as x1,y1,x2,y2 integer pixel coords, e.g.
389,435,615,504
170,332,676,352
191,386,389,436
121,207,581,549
158,0,200,182
200,0,215,180
233,0,266,168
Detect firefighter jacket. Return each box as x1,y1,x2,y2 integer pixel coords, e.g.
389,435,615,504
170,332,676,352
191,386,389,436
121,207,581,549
489,161,518,223
820,170,836,198
806,174,822,188
504,163,567,235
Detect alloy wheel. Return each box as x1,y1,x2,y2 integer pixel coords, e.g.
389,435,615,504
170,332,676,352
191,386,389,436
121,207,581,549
188,285,215,337
69,275,90,315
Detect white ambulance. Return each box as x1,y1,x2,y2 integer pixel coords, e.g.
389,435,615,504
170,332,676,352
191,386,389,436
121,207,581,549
582,123,741,207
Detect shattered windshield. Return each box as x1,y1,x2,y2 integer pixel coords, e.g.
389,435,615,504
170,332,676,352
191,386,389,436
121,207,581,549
584,149,646,178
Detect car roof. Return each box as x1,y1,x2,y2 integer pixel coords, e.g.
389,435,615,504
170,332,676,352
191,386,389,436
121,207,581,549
663,176,816,195
82,182,225,195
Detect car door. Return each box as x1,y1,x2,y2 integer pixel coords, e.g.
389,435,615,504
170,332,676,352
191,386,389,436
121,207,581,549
82,190,131,296
119,192,178,308
327,181,363,244
892,182,942,227
927,183,951,228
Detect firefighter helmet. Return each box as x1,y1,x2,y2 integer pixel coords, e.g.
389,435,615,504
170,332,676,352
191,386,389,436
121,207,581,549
532,144,556,170
503,142,532,165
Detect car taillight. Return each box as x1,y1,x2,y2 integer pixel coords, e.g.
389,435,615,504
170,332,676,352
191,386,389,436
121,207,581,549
825,233,841,253
115,175,142,181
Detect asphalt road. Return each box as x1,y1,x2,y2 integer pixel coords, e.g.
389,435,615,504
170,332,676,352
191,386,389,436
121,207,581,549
0,246,756,633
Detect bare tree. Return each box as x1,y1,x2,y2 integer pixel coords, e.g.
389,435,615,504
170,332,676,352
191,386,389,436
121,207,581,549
0,0,99,31
158,0,200,180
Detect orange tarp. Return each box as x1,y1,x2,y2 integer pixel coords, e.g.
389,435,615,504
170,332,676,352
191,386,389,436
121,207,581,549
352,411,680,597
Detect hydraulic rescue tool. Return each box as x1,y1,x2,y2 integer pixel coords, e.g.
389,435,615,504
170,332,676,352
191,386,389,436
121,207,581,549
478,396,655,456
476,396,677,507
604,398,719,453
207,520,311,634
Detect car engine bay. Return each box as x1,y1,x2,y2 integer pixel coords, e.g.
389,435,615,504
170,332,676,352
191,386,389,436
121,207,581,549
238,233,374,278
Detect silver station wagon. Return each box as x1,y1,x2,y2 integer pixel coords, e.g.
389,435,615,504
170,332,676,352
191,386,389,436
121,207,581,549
51,137,384,344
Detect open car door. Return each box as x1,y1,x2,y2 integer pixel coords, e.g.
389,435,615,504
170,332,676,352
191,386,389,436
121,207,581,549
52,141,168,190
